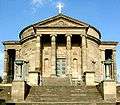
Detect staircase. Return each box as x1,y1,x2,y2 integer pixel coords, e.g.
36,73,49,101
26,86,103,102
5,85,116,105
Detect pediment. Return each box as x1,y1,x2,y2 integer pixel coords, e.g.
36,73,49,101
34,14,89,28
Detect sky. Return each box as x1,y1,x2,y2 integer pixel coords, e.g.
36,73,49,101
0,0,120,80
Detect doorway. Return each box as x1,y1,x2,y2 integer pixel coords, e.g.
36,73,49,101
56,58,66,77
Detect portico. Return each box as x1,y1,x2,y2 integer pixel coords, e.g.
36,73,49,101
35,33,83,79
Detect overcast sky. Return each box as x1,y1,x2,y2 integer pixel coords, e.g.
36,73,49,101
0,0,120,80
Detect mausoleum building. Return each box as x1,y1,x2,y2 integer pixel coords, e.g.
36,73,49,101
0,14,120,105
2,14,118,85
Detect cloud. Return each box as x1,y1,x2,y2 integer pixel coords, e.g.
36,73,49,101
32,0,43,6
31,0,53,7
31,0,53,14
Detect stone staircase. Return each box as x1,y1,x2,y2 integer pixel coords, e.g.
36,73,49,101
13,85,115,105
26,86,103,102
5,85,116,105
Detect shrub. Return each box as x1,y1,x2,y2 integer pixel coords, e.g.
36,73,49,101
0,76,2,83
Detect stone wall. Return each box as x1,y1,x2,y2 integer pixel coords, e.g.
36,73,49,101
21,38,36,72
87,38,101,82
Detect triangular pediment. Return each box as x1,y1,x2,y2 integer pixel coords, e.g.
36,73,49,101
34,14,89,28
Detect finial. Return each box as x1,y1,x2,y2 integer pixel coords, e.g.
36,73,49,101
56,2,64,14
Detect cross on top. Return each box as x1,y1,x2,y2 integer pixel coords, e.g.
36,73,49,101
57,2,64,14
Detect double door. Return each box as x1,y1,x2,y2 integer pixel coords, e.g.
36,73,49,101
56,58,66,77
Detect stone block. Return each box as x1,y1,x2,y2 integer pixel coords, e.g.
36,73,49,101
84,71,95,86
11,80,25,101
28,71,40,86
102,80,116,101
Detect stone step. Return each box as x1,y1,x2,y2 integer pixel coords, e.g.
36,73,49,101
26,97,103,103
26,93,101,98
29,86,99,92
42,77,71,86
6,102,116,105
26,86,103,102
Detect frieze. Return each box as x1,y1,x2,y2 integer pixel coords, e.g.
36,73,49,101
52,21,68,27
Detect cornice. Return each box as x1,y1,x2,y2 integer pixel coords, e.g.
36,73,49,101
101,41,119,46
87,34,101,45
3,41,21,45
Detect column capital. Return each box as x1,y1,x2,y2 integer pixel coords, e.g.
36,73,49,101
50,34,57,37
65,34,72,37
16,49,20,51
100,49,105,51
35,34,42,37
81,34,87,37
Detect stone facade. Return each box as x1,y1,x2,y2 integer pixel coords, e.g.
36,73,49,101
2,14,118,86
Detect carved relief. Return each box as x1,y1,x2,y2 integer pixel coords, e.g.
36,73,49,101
53,21,68,27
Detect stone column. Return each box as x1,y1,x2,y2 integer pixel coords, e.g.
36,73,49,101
35,34,41,72
101,50,105,80
112,50,117,81
14,50,20,80
81,35,87,73
3,50,8,83
51,34,56,76
105,64,111,80
66,34,72,75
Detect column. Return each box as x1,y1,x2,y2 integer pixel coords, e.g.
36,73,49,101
35,34,41,72
51,34,56,76
105,64,110,80
14,50,20,80
101,50,105,80
3,50,8,83
66,34,72,75
112,50,117,81
81,35,87,73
